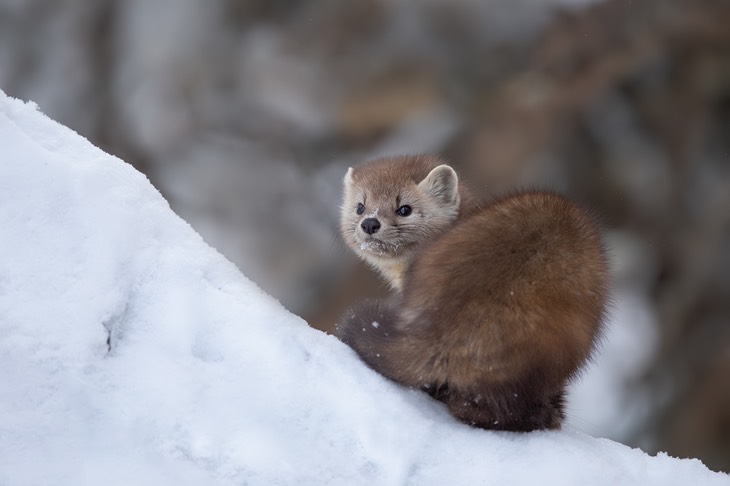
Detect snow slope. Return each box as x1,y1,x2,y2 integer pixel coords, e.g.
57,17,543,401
0,89,727,485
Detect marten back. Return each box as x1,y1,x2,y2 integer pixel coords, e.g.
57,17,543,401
337,190,609,431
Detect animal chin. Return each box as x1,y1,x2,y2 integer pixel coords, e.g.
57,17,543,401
358,237,391,256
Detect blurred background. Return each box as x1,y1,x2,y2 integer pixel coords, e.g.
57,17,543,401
2,0,728,473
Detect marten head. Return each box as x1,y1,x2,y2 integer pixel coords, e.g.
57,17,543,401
340,155,462,288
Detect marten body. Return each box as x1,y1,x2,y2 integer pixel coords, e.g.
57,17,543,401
337,155,609,431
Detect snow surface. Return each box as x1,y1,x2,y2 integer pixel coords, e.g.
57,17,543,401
0,89,727,486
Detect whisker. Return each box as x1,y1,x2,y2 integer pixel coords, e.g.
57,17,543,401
327,232,342,252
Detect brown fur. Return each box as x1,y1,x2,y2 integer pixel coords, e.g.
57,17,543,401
337,156,609,431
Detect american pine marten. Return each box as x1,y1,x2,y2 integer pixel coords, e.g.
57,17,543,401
336,154,609,432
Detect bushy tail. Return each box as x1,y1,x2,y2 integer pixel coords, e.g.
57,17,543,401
335,299,407,380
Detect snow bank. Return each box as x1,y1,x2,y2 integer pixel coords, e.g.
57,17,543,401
0,89,726,486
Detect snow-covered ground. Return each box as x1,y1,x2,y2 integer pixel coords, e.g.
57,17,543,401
0,90,727,485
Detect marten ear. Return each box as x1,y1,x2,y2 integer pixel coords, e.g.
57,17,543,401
343,167,354,188
418,164,460,207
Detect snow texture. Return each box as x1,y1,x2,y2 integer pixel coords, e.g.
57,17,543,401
0,89,727,485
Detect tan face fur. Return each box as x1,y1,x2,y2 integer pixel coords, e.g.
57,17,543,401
340,155,461,290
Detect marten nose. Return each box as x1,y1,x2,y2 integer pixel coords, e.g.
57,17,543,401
361,218,381,235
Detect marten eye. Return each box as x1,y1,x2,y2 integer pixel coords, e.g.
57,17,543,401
396,205,412,217
356,203,365,215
